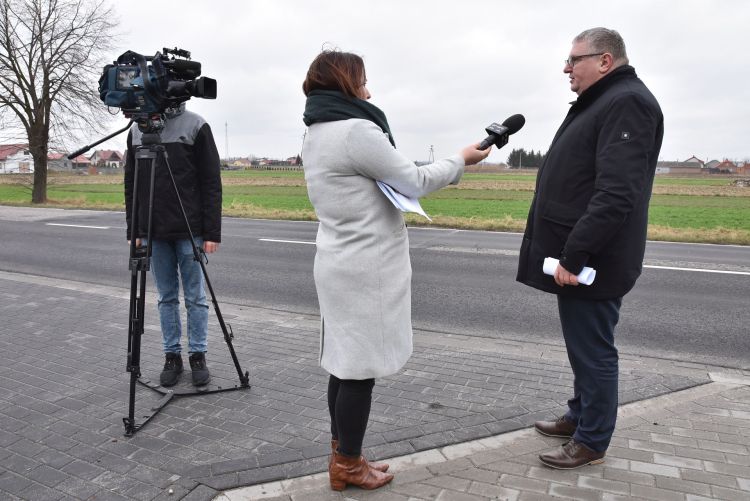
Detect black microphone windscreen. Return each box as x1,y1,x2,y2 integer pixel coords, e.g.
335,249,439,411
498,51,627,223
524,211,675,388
501,114,526,135
167,59,202,78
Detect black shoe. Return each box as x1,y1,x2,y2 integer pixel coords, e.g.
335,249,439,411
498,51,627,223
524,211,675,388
189,352,210,386
160,353,183,387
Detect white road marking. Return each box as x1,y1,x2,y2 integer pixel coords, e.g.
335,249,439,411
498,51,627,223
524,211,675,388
46,223,110,229
259,238,315,245
258,238,749,275
644,264,750,276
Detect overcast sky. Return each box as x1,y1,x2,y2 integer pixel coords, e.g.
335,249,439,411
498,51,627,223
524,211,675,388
91,0,749,163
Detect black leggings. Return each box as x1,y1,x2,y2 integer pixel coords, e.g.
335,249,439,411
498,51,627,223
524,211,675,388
328,375,375,457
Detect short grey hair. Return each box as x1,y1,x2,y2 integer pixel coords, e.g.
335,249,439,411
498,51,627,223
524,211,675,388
574,27,629,66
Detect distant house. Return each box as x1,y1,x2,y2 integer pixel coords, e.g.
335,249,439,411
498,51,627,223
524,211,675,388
230,157,253,168
737,162,750,175
252,157,302,170
683,155,705,167
702,159,741,174
89,149,124,168
48,152,74,171
0,144,33,173
715,159,738,173
655,157,704,175
71,155,91,170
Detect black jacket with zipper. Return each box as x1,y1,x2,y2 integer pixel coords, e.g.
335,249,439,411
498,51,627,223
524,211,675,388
124,109,222,243
516,65,663,300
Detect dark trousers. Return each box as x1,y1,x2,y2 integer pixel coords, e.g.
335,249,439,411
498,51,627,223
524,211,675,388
328,375,375,457
558,294,622,453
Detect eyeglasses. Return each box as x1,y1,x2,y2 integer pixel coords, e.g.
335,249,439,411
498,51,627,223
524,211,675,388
564,53,604,67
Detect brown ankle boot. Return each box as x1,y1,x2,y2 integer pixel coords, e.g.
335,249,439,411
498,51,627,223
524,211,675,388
331,440,389,472
329,449,393,491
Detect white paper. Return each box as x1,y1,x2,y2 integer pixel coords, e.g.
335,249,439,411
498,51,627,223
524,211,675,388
376,181,432,221
543,257,596,286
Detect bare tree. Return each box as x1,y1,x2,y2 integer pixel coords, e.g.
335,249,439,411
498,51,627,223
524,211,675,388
0,0,116,203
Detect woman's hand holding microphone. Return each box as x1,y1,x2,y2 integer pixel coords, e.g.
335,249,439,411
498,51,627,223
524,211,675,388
461,142,492,166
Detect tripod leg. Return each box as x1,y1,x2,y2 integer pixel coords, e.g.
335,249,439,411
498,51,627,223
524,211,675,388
197,256,250,386
124,145,160,436
160,149,251,387
123,266,146,437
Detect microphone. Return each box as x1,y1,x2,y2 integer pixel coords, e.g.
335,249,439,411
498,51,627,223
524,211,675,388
164,59,202,79
478,114,525,150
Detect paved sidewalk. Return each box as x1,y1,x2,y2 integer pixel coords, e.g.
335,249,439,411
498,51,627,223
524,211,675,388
219,379,750,500
0,270,747,501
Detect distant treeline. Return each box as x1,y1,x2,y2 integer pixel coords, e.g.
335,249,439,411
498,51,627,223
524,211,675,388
507,148,547,168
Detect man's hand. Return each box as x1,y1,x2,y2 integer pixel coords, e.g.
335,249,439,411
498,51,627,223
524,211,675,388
554,264,579,287
203,241,220,254
127,238,142,247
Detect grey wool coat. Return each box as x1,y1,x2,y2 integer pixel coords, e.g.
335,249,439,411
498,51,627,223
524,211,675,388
302,119,464,380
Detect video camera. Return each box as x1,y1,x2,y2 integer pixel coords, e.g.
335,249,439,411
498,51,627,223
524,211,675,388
98,47,216,127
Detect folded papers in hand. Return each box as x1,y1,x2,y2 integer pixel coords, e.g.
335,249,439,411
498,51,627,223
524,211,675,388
376,181,432,221
543,257,596,286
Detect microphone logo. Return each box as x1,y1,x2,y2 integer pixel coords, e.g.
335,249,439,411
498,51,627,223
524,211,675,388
479,114,525,150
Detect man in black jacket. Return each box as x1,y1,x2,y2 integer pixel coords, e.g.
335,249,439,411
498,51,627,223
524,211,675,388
124,104,222,387
517,28,663,469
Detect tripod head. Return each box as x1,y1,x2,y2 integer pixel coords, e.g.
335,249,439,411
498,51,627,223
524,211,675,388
133,114,167,146
135,114,166,135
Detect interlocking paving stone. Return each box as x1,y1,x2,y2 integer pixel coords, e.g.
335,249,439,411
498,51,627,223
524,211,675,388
221,385,750,500
0,274,716,499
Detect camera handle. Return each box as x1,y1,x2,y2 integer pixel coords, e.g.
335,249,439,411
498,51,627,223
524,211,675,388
67,121,134,160
123,132,250,437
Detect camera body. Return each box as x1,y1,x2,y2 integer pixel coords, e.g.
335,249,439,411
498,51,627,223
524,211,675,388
99,48,216,122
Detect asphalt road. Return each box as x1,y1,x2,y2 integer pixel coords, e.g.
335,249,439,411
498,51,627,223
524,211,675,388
1,206,748,368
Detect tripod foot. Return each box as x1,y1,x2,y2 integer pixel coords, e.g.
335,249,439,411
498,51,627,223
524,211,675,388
123,417,140,437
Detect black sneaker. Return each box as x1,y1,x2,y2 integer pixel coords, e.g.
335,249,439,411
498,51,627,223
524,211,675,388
189,352,210,386
160,353,183,387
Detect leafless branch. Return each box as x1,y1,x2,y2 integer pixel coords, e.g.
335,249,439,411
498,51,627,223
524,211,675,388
0,0,118,202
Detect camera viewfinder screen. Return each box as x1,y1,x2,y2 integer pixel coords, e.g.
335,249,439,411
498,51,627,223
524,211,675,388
116,67,139,90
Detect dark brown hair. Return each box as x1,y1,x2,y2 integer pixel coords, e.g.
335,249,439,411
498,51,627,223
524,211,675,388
302,49,366,98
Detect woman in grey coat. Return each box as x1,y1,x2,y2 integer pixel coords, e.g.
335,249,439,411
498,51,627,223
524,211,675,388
301,49,491,491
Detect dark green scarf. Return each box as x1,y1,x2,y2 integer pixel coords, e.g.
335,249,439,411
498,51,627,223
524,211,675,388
303,89,396,147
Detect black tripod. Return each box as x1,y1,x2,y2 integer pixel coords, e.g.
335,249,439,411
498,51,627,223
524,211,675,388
123,125,250,437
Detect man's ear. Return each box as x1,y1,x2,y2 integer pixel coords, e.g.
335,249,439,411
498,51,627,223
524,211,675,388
599,53,615,74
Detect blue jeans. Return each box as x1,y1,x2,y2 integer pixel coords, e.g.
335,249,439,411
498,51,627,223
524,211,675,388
558,295,622,453
149,238,208,354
